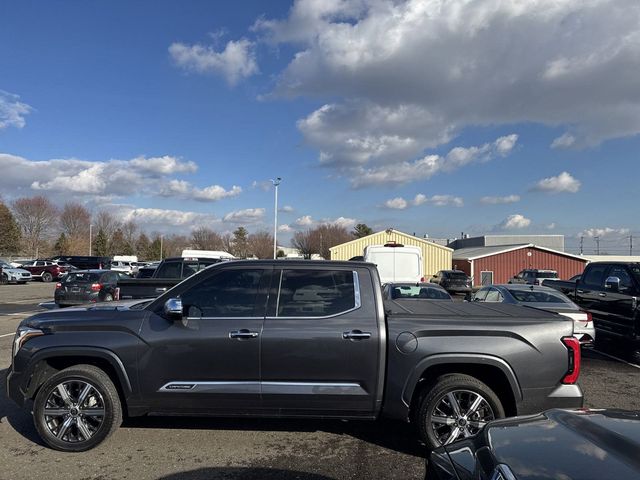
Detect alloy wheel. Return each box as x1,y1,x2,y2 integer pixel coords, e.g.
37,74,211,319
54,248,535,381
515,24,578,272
41,380,106,443
429,389,495,445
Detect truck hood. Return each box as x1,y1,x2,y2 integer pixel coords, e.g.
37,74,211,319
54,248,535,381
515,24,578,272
20,299,151,330
437,409,640,480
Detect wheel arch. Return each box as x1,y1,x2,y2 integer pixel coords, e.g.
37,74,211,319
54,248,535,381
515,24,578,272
25,347,133,410
404,354,521,420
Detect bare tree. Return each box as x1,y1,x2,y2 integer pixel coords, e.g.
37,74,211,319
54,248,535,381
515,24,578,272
248,231,274,259
221,233,234,254
94,210,121,239
162,234,190,257
292,229,316,259
121,221,138,254
313,224,352,259
191,227,223,250
60,202,91,238
12,196,59,257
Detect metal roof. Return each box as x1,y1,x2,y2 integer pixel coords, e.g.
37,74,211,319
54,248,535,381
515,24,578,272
452,243,589,262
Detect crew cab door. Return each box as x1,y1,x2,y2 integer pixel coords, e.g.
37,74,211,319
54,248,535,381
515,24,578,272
598,264,639,337
260,266,382,415
575,264,610,330
138,266,270,412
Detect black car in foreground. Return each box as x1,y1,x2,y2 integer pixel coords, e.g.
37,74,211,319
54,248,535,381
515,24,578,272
426,408,640,480
54,270,128,306
429,270,472,294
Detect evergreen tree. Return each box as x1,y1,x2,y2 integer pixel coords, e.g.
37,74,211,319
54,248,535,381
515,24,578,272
53,233,71,256
0,200,21,255
136,233,150,260
233,226,249,258
352,223,373,238
92,228,109,256
147,236,162,261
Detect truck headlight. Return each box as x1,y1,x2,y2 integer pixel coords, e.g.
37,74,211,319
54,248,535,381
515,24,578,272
12,327,44,358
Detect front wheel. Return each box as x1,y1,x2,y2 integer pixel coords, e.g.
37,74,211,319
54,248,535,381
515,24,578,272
42,272,53,282
33,364,122,451
0,273,8,285
415,374,504,449
102,293,114,302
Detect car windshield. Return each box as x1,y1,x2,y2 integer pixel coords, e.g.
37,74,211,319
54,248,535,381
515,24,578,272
389,285,451,300
63,272,101,283
0,262,13,268
508,289,575,307
630,265,640,283
449,272,468,279
536,272,558,278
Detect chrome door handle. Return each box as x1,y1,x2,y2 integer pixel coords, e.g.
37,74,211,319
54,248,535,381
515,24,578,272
576,290,585,294
229,329,259,339
598,293,607,297
155,287,167,293
343,330,371,340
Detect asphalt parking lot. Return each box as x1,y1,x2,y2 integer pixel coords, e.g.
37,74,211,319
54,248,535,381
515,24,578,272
1,283,640,480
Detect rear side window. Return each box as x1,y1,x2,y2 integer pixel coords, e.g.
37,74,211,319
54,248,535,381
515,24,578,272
155,261,182,278
276,269,357,317
583,264,609,287
485,289,502,302
473,288,489,301
63,272,101,283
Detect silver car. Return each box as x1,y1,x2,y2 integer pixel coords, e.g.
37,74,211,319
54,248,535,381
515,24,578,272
0,260,33,284
471,284,595,347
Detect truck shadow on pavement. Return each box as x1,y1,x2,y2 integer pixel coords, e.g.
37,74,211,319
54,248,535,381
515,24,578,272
123,415,427,458
155,467,337,480
0,368,46,447
0,367,426,457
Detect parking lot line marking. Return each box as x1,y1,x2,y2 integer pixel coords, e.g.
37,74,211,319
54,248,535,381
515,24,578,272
592,349,640,370
0,332,15,338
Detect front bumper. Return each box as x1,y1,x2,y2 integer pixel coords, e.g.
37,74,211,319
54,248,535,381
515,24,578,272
517,384,584,415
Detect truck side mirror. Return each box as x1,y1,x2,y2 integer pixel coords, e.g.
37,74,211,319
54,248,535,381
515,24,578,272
163,298,183,320
605,276,620,292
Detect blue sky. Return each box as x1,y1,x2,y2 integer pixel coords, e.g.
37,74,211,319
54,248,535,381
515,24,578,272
1,0,638,254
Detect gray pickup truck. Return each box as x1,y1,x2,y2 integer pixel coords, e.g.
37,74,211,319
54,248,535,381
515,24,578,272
8,260,582,452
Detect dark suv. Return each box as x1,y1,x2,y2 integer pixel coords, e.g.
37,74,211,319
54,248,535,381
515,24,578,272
429,270,472,294
54,270,127,306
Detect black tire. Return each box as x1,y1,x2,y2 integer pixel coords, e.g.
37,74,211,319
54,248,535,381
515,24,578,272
33,364,122,452
102,293,114,302
42,272,53,283
414,374,504,449
0,273,8,285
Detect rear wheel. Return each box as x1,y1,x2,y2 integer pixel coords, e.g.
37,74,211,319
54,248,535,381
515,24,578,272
102,293,114,302
415,374,504,449
33,364,122,452
42,272,53,282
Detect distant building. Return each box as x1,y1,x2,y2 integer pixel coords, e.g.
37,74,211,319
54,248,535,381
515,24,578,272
448,235,565,252
329,228,453,278
452,243,588,286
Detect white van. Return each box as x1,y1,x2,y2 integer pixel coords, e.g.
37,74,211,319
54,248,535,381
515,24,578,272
363,244,423,284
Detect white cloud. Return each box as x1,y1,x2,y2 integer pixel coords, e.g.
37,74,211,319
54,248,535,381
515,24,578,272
497,214,532,230
278,224,293,232
480,195,521,205
256,0,640,166
429,195,464,207
279,205,294,213
0,90,32,130
532,171,581,193
546,222,556,230
169,38,258,85
413,194,427,206
579,227,629,238
350,134,517,188
551,133,576,149
322,216,357,229
295,215,314,226
384,197,408,209
118,207,218,228
223,208,265,224
0,152,241,204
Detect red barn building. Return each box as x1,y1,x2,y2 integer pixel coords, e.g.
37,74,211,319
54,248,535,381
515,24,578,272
452,244,589,287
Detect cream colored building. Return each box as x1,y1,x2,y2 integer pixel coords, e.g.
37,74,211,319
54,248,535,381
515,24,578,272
329,229,453,278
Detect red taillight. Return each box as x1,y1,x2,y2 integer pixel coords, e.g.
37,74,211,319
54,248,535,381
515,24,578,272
90,283,102,292
55,282,62,289
583,311,593,323
420,277,425,282
561,336,581,384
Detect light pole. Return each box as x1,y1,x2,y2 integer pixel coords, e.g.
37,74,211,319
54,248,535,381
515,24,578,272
89,224,93,256
271,177,282,259
160,235,163,261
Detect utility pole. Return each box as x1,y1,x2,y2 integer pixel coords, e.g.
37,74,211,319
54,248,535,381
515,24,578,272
579,236,584,255
89,224,93,256
271,177,282,259
594,236,600,255
630,235,633,256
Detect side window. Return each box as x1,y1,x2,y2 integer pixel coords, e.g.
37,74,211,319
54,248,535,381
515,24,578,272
608,266,633,292
277,269,357,317
583,264,609,288
485,288,501,302
181,269,265,318
473,288,489,301
155,261,182,279
36,261,45,266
